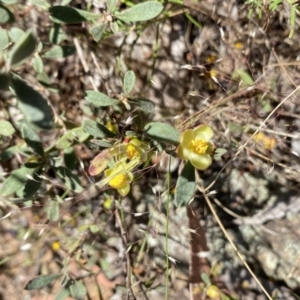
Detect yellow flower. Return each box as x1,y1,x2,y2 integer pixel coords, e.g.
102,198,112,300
109,137,150,163
177,125,214,170
253,132,276,150
104,160,135,196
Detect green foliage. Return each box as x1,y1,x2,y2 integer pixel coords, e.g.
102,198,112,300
8,31,37,68
0,120,15,136
42,45,76,59
49,6,98,24
174,161,196,207
24,274,61,290
11,74,55,130
144,122,180,145
115,1,163,23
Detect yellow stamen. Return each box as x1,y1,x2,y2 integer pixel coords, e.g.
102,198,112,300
127,144,138,160
191,139,208,154
109,174,128,189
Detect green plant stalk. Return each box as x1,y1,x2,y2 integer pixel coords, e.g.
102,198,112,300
164,166,171,300
136,237,147,264
184,13,203,28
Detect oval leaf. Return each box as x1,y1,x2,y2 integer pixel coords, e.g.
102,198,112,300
33,54,44,73
47,199,60,221
0,145,19,161
107,0,118,13
174,161,196,207
0,120,15,136
1,166,35,196
82,119,115,139
144,122,180,145
115,1,163,23
11,74,54,130
9,31,37,68
21,124,44,156
85,91,119,107
16,168,42,198
8,27,25,43
123,70,135,95
69,280,87,300
56,127,89,150
88,149,111,176
43,45,75,59
128,98,154,113
49,6,98,23
55,166,83,193
0,3,14,24
90,23,107,42
232,69,254,86
0,28,9,53
29,0,50,10
25,274,61,290
49,24,67,45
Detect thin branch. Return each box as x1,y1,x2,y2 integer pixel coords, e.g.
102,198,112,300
115,206,136,300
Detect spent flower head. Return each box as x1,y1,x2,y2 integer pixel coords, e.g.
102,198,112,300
109,137,150,163
100,159,138,196
177,124,214,170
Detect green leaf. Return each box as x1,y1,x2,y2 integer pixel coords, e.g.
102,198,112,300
64,147,77,170
144,122,180,145
56,127,89,149
174,161,196,207
16,168,42,198
9,31,37,68
90,23,107,42
128,98,154,113
82,119,115,139
29,0,50,10
213,148,227,161
110,21,119,34
85,90,119,107
0,145,19,161
115,1,163,23
232,69,254,86
55,166,83,193
49,24,67,45
0,3,15,24
201,273,211,285
1,167,35,196
8,27,25,43
37,71,51,86
33,54,44,73
43,45,75,59
55,288,70,300
69,280,87,300
47,199,60,221
0,120,15,136
11,74,55,130
1,0,18,4
0,73,9,89
24,274,61,290
123,70,135,95
21,124,44,156
107,0,118,13
49,6,99,24
0,28,9,53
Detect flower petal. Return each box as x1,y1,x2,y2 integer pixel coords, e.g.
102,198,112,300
189,152,212,170
193,125,213,141
118,184,130,196
180,129,194,145
177,144,192,160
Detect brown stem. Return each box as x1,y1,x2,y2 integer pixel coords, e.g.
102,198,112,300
187,205,211,300
115,207,136,300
